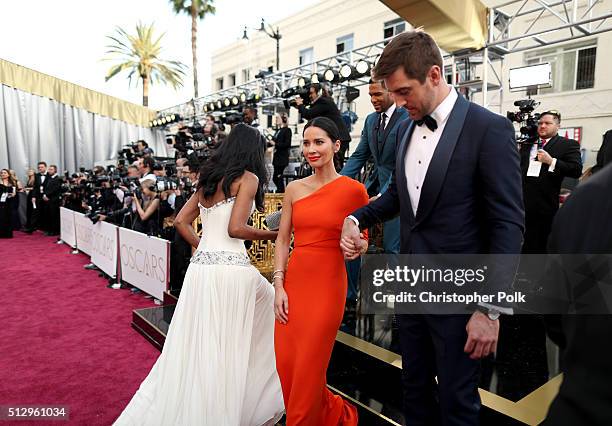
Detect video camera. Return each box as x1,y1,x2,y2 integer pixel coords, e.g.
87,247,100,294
282,86,310,109
507,99,540,144
166,123,215,153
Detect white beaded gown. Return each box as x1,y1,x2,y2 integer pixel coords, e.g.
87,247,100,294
114,197,284,425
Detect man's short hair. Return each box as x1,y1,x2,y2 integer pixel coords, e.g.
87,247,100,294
127,165,138,171
49,164,57,170
541,110,561,124
143,157,155,169
38,161,47,167
137,140,148,148
373,30,443,84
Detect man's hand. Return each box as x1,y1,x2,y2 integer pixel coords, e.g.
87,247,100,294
537,149,553,165
43,195,49,202
340,218,362,260
294,97,304,106
369,194,380,203
464,310,499,359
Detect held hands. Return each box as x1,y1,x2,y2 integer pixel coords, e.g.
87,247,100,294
537,149,553,165
464,310,499,359
340,218,365,260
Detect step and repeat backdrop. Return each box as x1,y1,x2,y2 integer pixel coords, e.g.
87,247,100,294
60,207,169,300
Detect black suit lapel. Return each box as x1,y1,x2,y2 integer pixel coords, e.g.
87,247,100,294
415,95,469,226
544,135,561,153
370,115,379,158
396,120,416,223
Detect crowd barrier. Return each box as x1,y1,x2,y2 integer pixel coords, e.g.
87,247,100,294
60,207,169,300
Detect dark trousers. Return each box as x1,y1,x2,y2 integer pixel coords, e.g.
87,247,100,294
48,200,60,234
523,212,554,254
398,314,480,426
272,164,287,193
32,200,50,232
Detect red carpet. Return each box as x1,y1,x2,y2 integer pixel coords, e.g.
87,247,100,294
0,231,159,425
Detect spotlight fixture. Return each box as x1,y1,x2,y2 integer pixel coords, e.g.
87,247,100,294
355,60,370,76
297,76,310,87
339,64,353,80
216,100,223,109
223,98,231,108
231,96,239,106
248,93,261,104
323,68,339,83
310,73,323,84
208,102,216,111
239,92,247,103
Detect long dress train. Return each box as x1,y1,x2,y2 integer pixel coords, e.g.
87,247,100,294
114,197,284,425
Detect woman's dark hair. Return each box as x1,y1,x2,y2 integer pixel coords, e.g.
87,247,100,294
198,123,267,210
303,117,341,169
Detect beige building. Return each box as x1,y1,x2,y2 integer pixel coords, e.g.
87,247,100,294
211,0,611,167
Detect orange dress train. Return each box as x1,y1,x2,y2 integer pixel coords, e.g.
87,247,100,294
274,176,368,425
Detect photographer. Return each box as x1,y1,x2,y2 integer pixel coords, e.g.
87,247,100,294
43,165,62,236
136,140,154,157
137,157,155,178
133,175,161,235
293,83,351,168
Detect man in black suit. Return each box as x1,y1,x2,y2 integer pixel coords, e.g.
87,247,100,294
30,161,49,233
591,129,612,173
341,30,524,424
294,83,351,168
520,111,582,253
542,163,612,425
271,113,292,193
43,165,62,236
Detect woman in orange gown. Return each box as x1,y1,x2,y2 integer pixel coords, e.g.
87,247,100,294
273,117,369,425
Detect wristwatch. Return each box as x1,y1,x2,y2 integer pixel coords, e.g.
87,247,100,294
477,305,501,321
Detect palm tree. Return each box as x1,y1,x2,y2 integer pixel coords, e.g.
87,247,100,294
170,0,217,99
104,22,186,107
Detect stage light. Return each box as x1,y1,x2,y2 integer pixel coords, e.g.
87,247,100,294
223,98,231,108
323,68,339,83
355,60,370,76
248,93,261,104
239,92,247,103
339,64,353,79
231,96,239,106
297,76,310,87
216,100,223,109
311,73,322,84
170,114,176,121
208,102,215,111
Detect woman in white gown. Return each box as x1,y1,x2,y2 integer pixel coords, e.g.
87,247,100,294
114,124,284,426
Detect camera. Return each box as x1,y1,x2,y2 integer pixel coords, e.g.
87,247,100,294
282,87,310,109
507,99,541,144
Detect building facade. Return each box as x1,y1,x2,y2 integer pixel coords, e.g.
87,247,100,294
211,0,611,167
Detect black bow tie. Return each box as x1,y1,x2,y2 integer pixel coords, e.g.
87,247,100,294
415,115,438,132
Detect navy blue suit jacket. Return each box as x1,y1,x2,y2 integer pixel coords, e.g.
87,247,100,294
341,107,409,194
352,94,524,257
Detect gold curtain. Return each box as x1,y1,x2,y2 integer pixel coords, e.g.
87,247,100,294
0,58,156,127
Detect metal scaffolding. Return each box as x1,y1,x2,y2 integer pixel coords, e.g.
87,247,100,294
156,0,612,124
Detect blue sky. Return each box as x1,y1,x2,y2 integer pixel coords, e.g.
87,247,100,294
0,0,319,110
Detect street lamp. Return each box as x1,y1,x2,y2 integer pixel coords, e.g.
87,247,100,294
259,18,282,71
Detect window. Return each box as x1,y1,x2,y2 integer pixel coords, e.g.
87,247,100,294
336,34,354,54
384,19,405,41
241,68,251,83
228,73,236,87
299,47,314,66
216,77,224,90
525,42,596,94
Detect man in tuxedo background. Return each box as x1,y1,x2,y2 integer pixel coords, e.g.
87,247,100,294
520,110,582,254
341,79,408,305
340,30,524,424
29,161,49,233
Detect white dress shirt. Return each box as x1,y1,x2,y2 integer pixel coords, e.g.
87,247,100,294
404,87,458,216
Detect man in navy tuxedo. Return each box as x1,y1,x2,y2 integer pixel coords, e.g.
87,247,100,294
340,31,524,425
341,80,409,304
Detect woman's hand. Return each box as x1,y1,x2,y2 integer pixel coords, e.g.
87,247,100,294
274,285,289,324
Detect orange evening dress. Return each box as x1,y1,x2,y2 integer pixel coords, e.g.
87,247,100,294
274,176,368,425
